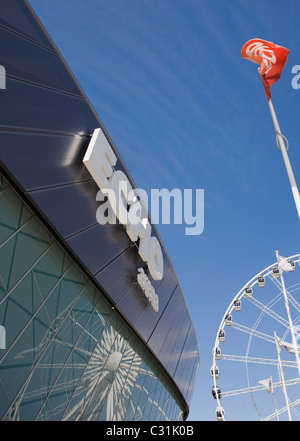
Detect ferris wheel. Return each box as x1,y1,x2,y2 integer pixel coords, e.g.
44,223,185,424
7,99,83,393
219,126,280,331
212,252,300,421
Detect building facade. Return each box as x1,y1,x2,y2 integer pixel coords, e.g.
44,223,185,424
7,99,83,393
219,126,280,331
0,0,199,421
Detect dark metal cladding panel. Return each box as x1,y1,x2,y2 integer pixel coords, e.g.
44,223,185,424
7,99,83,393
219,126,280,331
0,0,53,49
28,181,100,239
0,132,91,190
94,246,143,304
0,26,82,95
115,284,152,325
186,355,200,405
158,307,191,378
66,223,132,277
94,243,171,307
147,288,183,355
114,256,174,331
0,0,200,408
185,346,200,403
173,326,200,400
157,299,191,372
0,78,96,134
133,268,177,341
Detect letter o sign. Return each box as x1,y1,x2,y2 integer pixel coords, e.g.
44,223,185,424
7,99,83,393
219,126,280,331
148,236,164,280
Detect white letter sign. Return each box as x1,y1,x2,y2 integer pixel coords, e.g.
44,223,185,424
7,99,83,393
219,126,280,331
83,128,164,310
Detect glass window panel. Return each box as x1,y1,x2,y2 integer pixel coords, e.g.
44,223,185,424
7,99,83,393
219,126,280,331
1,271,45,346
0,217,52,293
137,369,155,421
35,292,110,421
141,390,154,421
0,306,54,420
112,351,140,421
123,359,149,421
146,376,159,420
0,186,32,247
156,386,168,421
49,299,110,421
9,369,48,421
0,276,6,304
0,380,11,420
42,266,85,326
95,322,134,421
109,324,145,421
0,175,9,191
32,243,74,300
164,395,174,421
149,380,163,420
0,173,188,422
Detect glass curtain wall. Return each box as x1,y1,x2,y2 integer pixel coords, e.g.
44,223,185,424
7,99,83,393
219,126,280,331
0,172,185,421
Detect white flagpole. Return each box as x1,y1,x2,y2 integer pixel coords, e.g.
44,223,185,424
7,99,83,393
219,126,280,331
274,331,292,421
267,98,300,220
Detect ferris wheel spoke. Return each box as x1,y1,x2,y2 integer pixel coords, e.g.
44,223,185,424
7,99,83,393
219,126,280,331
292,404,300,419
220,353,298,369
220,377,300,400
222,378,294,398
262,397,300,421
267,273,287,297
221,385,262,398
36,363,87,369
285,280,300,294
230,321,275,344
286,291,300,315
221,380,283,398
246,297,290,329
268,274,300,315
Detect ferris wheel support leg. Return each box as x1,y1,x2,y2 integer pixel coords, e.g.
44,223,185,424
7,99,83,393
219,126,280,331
267,99,300,221
271,377,279,421
274,331,292,421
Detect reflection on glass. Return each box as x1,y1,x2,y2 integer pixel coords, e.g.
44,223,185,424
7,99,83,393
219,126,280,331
0,173,184,421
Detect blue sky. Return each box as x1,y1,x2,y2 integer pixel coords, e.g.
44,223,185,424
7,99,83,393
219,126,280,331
28,0,300,420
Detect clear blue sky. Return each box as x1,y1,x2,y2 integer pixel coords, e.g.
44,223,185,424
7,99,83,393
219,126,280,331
28,0,300,421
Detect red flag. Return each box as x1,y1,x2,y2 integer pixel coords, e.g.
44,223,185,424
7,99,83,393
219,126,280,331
241,39,289,100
